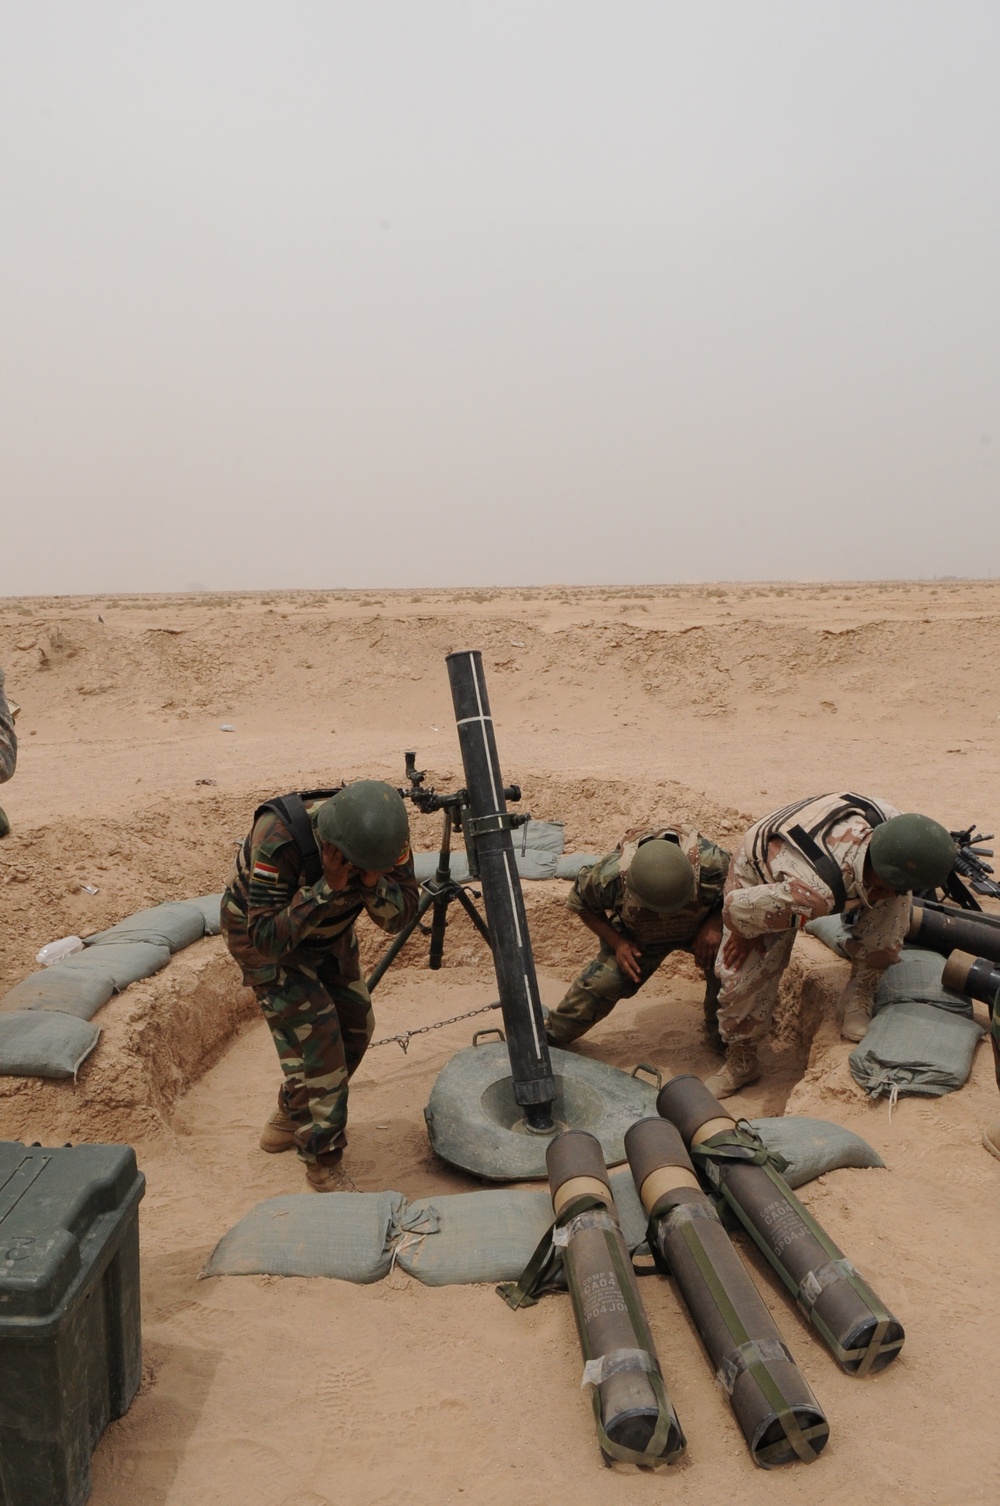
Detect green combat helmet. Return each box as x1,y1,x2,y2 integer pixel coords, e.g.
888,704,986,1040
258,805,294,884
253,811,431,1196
626,839,696,914
316,781,410,872
867,813,957,894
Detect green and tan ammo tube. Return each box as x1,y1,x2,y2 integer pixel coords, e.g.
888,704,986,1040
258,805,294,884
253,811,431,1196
625,1117,828,1467
545,1130,685,1468
908,904,1000,966
942,948,1000,1008
656,1076,904,1377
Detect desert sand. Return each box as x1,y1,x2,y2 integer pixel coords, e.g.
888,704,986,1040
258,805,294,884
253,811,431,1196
1,579,999,1506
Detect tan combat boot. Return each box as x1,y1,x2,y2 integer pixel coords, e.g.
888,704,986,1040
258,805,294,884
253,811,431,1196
259,1104,299,1154
983,1123,1000,1164
840,965,881,1043
704,1042,760,1100
305,1151,345,1193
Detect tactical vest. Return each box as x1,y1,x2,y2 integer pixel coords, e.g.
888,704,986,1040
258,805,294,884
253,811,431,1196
249,787,341,886
748,793,889,912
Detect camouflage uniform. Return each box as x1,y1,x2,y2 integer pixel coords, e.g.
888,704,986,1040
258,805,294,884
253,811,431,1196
0,668,16,784
546,825,730,1047
221,795,418,1163
716,793,909,1045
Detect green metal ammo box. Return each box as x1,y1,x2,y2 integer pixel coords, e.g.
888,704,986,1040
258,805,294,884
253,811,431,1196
0,1141,145,1506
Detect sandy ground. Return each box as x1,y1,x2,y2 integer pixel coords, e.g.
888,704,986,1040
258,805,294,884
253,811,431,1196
2,579,1000,1505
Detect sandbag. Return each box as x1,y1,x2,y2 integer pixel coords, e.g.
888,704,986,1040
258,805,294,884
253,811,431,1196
61,941,171,989
86,900,206,952
0,1012,101,1079
748,1117,885,1185
0,965,115,1020
849,1000,984,1100
395,1189,555,1285
875,948,974,1016
511,819,564,880
803,914,853,957
190,893,223,936
399,1169,650,1285
555,851,602,880
412,819,566,885
204,1191,408,1283
413,852,470,883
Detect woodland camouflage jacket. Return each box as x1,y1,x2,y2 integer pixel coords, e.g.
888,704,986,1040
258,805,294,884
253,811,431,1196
222,796,419,986
569,825,730,947
0,669,16,784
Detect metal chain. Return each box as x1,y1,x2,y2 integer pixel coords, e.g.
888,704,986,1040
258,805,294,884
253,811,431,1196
369,999,502,1054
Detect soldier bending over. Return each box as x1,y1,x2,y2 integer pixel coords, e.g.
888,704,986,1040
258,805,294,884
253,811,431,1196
710,793,957,1099
544,825,730,1050
222,781,418,1192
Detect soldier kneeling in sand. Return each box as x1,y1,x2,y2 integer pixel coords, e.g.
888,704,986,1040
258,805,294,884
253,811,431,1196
221,781,418,1192
544,825,731,1051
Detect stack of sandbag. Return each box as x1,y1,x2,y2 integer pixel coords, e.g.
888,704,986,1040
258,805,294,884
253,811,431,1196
204,1118,884,1286
849,947,985,1101
412,818,600,883
0,895,223,1079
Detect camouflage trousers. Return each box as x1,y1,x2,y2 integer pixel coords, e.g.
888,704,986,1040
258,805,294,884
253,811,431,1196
546,940,717,1047
715,886,909,1045
254,963,374,1163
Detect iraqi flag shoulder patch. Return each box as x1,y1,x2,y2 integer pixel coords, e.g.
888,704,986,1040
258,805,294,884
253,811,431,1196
252,860,282,884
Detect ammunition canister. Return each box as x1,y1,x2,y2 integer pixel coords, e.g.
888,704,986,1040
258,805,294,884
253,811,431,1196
545,1130,685,1467
908,905,1000,966
942,948,1000,1009
625,1117,829,1467
657,1075,904,1377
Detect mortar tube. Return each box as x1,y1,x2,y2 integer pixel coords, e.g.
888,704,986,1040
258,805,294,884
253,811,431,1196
625,1118,829,1467
446,650,555,1129
545,1131,685,1467
908,905,1000,966
656,1075,904,1376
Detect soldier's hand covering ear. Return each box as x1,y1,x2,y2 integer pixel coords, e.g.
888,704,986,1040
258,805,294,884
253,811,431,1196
320,843,357,892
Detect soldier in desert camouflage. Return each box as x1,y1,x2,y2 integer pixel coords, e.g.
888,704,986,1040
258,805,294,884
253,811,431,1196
222,781,418,1192
709,793,958,1099
544,824,731,1049
0,667,17,839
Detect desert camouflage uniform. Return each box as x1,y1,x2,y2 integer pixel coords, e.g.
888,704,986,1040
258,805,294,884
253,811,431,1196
716,793,908,1045
0,668,16,784
221,795,418,1163
546,825,730,1047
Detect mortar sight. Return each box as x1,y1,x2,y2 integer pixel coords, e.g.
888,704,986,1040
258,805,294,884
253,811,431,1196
398,749,523,816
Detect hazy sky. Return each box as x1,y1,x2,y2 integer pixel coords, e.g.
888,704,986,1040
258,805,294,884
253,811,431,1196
2,2,998,594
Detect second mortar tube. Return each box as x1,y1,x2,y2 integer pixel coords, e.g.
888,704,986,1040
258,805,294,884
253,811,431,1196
446,649,555,1128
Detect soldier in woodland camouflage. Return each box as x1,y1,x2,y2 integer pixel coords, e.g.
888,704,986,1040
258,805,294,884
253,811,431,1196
0,669,16,787
0,667,17,839
545,824,731,1048
222,781,417,1192
711,793,958,1099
